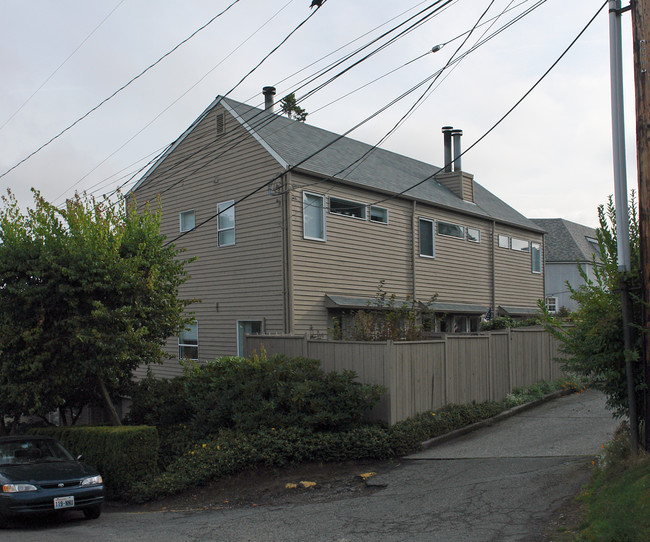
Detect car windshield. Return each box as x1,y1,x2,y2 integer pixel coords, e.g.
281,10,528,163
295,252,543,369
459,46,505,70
0,438,74,465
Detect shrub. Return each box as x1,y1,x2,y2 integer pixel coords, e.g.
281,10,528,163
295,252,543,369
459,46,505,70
182,354,384,436
29,425,158,499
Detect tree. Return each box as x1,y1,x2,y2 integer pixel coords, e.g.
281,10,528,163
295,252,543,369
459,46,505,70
280,93,308,122
0,190,194,430
541,195,645,424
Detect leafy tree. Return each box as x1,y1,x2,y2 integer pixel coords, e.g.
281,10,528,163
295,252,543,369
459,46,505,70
280,93,308,122
0,190,194,430
541,195,645,422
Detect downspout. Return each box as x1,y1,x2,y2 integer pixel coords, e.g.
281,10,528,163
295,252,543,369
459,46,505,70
491,220,496,316
412,200,417,299
282,171,294,333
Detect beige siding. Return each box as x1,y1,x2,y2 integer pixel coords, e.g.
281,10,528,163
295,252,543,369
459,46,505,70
494,224,545,308
288,176,542,337
290,178,414,335
131,106,287,375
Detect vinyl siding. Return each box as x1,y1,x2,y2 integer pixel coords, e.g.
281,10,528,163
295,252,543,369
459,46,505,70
289,175,543,336
131,105,287,376
494,225,545,308
290,177,414,334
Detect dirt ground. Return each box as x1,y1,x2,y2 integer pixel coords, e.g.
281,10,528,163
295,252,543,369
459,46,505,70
106,459,402,514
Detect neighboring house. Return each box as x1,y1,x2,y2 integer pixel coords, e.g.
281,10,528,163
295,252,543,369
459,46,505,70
129,87,545,377
532,218,601,313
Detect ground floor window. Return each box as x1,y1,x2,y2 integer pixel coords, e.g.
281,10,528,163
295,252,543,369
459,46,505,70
179,323,198,360
545,296,558,313
237,320,263,357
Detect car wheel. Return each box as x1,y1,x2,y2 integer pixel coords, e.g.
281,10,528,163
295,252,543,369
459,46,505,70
83,505,102,520
0,515,8,529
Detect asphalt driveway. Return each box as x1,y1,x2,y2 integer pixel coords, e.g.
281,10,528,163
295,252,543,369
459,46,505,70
4,389,619,541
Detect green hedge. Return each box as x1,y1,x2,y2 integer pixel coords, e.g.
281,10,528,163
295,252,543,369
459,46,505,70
28,425,158,499
126,401,507,503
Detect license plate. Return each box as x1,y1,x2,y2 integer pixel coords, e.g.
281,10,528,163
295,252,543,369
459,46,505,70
54,496,74,510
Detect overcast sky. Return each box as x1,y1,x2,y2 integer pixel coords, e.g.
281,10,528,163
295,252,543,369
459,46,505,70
0,0,638,228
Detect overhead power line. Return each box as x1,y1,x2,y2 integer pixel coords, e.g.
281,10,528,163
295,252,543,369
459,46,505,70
0,0,127,133
0,0,243,181
163,0,607,247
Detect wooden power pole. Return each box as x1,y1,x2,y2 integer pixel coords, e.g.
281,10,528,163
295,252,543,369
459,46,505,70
631,0,650,452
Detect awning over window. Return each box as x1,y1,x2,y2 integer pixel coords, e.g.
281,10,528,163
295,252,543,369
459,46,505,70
498,306,540,317
325,295,487,314
429,302,488,314
325,294,407,310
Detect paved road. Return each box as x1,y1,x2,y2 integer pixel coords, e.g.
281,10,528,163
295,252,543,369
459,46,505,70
5,390,619,541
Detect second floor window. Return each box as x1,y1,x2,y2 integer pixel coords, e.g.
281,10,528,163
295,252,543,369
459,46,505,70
179,210,195,232
419,218,435,258
303,192,326,241
531,242,542,273
217,200,235,247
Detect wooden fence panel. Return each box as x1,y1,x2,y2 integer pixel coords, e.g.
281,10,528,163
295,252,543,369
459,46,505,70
245,327,566,424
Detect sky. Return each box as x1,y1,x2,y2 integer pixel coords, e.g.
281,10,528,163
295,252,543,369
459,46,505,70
0,0,639,228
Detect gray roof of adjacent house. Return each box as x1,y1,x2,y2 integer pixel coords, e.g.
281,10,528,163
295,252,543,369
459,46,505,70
134,94,544,233
531,218,601,263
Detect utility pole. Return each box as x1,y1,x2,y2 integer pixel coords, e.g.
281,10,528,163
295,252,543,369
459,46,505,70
610,0,638,452
631,0,650,452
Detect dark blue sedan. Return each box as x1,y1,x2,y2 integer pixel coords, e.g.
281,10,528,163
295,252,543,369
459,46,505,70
0,435,104,527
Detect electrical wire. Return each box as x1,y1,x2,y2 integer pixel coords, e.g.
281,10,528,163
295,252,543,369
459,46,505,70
132,0,457,199
369,0,608,207
0,0,127,133
0,0,243,181
163,0,607,244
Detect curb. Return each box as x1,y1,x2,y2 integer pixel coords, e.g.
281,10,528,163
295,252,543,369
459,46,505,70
415,389,574,453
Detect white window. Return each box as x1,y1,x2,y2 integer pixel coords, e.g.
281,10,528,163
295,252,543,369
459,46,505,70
217,200,235,247
511,238,530,252
237,320,263,357
531,242,542,273
467,227,480,243
545,297,558,314
498,234,510,248
438,221,465,239
370,206,388,224
303,192,326,241
179,210,195,232
419,218,435,258
179,323,198,360
329,197,366,219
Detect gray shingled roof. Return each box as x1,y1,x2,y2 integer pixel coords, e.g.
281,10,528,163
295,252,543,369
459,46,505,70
223,97,543,233
531,218,601,262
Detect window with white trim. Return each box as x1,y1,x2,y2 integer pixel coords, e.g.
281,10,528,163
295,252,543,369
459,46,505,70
438,221,464,239
545,297,558,313
511,238,530,252
370,206,388,224
329,197,366,219
303,192,326,241
531,242,542,273
498,234,510,248
419,218,435,258
179,323,198,360
179,210,195,232
467,227,480,243
217,201,235,247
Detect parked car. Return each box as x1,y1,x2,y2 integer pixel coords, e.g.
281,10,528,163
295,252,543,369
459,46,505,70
0,435,104,527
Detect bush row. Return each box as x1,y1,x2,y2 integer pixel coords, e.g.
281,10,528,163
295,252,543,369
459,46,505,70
126,401,506,503
29,425,158,499
126,354,385,467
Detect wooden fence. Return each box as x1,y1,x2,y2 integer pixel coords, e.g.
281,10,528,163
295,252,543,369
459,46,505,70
245,327,565,425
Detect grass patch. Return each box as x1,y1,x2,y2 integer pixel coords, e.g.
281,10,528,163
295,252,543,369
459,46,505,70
573,425,650,541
